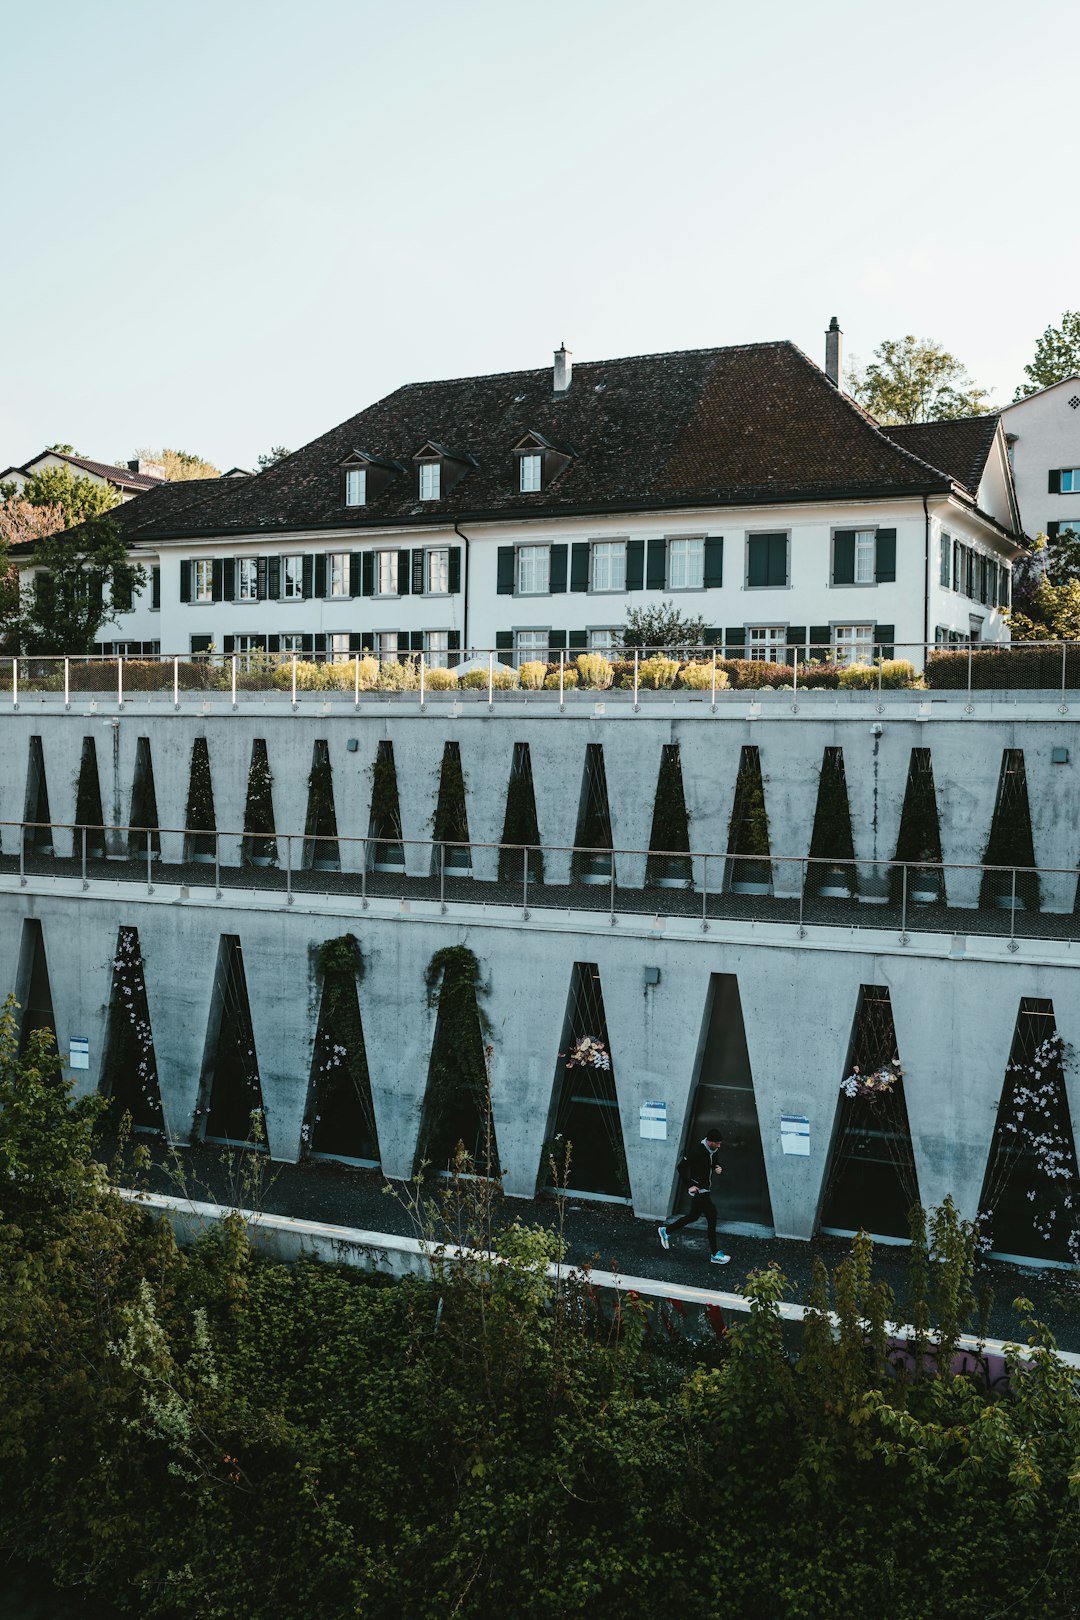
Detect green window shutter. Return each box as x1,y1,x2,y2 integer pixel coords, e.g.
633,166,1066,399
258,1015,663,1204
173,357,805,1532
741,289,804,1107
268,634,280,653
497,547,515,594
876,624,895,659
223,635,235,654
151,565,161,610
786,626,807,663
646,537,666,590
412,550,425,595
767,532,788,586
301,633,314,655
832,529,856,585
495,630,514,666
179,561,191,604
256,557,268,600
548,630,567,650
625,538,644,591
568,630,587,650
410,631,424,652
875,529,896,583
302,555,314,598
725,626,746,656
223,559,236,600
362,552,375,596
267,557,280,599
809,625,831,658
397,549,411,595
348,553,361,597
350,633,363,654
212,559,224,601
549,544,568,593
448,630,461,656
1049,469,1062,494
703,535,723,588
313,555,327,597
1048,521,1060,540
448,547,461,594
746,535,767,587
570,542,589,592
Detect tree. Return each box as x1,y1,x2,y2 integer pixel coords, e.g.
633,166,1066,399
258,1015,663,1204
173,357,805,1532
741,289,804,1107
18,465,119,527
256,445,292,470
1008,529,1080,640
19,514,147,654
1014,310,1080,398
44,442,77,455
133,447,220,481
846,335,992,424
0,498,66,549
619,601,710,652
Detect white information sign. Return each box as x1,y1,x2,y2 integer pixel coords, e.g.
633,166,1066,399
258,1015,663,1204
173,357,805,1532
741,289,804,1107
69,1035,90,1072
780,1113,810,1156
639,1100,667,1141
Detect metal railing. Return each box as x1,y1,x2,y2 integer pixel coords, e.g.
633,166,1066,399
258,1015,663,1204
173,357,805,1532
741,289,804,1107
5,641,1080,712
4,817,1078,945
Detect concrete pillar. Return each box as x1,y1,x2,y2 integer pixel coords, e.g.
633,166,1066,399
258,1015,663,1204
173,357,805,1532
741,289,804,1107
520,727,583,887
484,935,574,1197
153,722,199,866
41,900,112,1099
456,729,518,884
676,721,742,891
1023,729,1079,912
935,728,1005,909
208,727,248,872
330,723,375,873
355,920,439,1180
0,723,30,856
240,918,317,1162
138,907,219,1143
37,724,80,858
756,725,833,898
602,726,666,892
385,724,444,878
844,729,914,892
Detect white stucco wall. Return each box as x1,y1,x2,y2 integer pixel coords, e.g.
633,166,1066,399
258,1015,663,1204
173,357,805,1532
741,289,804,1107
1001,379,1080,539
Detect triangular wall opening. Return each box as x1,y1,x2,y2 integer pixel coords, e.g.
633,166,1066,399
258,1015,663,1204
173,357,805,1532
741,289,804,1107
572,744,614,885
368,740,405,872
184,736,217,863
101,926,164,1134
819,985,919,1239
242,739,278,867
304,740,339,871
724,744,772,894
16,918,56,1057
197,936,267,1147
806,745,857,900
891,747,943,904
499,742,543,883
128,736,160,858
646,744,692,888
304,934,380,1165
74,736,106,860
414,946,497,1177
24,736,53,854
540,961,628,1199
979,749,1040,913
978,998,1079,1263
680,974,773,1232
432,741,471,877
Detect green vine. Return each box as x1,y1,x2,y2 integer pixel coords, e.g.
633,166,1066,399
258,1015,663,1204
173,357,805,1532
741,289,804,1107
499,744,544,883
243,739,277,865
369,741,404,842
416,946,494,1176
185,736,216,856
727,745,770,858
304,934,378,1158
432,742,469,846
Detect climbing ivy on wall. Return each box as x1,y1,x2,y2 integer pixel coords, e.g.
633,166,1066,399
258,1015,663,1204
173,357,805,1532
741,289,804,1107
416,945,496,1176
243,739,277,866
304,934,379,1161
499,742,544,883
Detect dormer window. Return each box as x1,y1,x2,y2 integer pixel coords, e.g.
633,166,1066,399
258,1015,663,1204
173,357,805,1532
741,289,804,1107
339,448,404,509
419,461,441,501
411,441,475,502
345,468,366,507
519,453,542,493
513,430,573,496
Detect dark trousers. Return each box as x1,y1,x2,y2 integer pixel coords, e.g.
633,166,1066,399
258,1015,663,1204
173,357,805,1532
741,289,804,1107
667,1190,718,1250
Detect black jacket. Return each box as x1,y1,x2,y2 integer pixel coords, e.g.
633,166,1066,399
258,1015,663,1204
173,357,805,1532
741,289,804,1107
678,1140,719,1193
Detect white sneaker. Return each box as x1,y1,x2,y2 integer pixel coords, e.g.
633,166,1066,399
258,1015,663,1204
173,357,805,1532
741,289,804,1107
710,1251,730,1265
657,1225,670,1250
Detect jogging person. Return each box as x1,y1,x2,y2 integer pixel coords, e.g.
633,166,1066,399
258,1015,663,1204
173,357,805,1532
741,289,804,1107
658,1130,729,1265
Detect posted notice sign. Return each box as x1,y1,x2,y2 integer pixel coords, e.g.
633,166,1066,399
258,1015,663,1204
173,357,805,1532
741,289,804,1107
69,1036,90,1071
780,1114,810,1156
639,1100,667,1141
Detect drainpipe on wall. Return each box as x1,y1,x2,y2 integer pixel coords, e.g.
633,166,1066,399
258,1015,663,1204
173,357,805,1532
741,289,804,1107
922,494,931,652
454,521,471,655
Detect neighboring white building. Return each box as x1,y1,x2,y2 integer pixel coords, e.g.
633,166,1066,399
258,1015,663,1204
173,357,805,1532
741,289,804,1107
54,334,1024,663
1000,376,1080,542
0,449,165,502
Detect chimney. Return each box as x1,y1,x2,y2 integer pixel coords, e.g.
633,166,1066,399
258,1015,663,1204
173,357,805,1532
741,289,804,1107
553,342,572,393
825,316,842,387
128,457,167,480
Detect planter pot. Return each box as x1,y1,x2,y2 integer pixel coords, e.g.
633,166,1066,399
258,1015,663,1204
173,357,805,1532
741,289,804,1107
730,879,772,896
819,883,854,900
993,893,1026,912
859,875,890,906
655,874,693,889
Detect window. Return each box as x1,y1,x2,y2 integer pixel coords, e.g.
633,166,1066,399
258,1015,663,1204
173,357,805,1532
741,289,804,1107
329,633,351,662
939,532,951,587
952,540,963,593
1057,518,1080,536
519,453,542,493
426,548,449,594
345,467,366,507
515,629,550,664
591,540,626,592
854,530,876,584
194,560,213,602
517,545,550,595
747,626,787,662
419,462,441,500
377,550,399,595
280,633,306,654
234,634,267,657
425,630,449,668
1060,469,1080,492
376,631,399,661
237,558,258,601
589,628,617,654
282,555,304,599
969,615,984,641
746,532,788,588
668,536,705,590
833,625,875,666
329,553,350,597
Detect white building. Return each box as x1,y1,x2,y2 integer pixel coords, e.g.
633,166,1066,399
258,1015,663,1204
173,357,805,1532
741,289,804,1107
999,375,1080,542
1,449,165,503
67,332,1024,663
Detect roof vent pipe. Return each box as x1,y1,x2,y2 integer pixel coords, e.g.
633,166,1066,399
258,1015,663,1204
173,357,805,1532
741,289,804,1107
554,343,572,393
825,316,842,387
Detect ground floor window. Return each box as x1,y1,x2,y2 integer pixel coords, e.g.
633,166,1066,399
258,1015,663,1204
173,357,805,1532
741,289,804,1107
328,633,351,662
376,631,400,662
425,630,449,668
515,629,549,666
746,625,787,663
832,625,875,666
588,628,618,654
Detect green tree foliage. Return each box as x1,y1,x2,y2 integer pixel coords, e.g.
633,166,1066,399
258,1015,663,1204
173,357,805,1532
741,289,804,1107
1015,310,1080,398
256,445,292,470
619,601,710,651
18,463,120,525
1009,531,1080,640
134,447,220,481
44,441,77,454
847,335,992,424
20,513,147,654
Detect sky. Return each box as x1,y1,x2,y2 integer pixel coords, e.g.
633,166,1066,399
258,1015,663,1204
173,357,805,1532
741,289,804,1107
3,0,1078,473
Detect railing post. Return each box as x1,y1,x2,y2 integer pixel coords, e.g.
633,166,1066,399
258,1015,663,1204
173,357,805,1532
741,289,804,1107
214,831,221,898
797,859,805,938
291,654,297,708
117,657,124,710
355,652,362,709
1009,866,1018,951
633,649,640,710
522,846,530,918
63,657,70,708
12,656,18,711
19,822,25,886
900,862,908,944
609,855,616,925
172,654,179,710
419,653,425,709
710,649,717,711
792,651,798,712
285,834,292,905
81,825,87,890
230,654,237,709
701,853,708,932
439,842,446,913
147,832,154,894
1062,641,1068,713
487,651,494,710
559,651,565,710
361,839,368,908
967,642,973,704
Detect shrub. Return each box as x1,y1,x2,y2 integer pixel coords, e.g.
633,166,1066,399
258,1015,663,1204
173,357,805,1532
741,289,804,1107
377,658,420,691
423,666,459,690
575,653,614,690
677,660,730,690
926,645,1080,690
720,658,796,690
836,662,878,690
459,665,519,690
518,661,547,690
282,659,324,690
637,655,680,689
836,659,918,691
544,667,578,689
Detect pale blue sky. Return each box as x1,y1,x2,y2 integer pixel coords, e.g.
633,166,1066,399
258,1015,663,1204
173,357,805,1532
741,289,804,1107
3,0,1077,472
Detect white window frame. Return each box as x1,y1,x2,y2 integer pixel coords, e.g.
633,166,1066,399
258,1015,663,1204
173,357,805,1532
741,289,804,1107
591,540,627,593
515,629,550,666
746,625,787,663
1060,468,1080,493
376,630,399,662
517,544,550,596
237,558,258,601
329,553,350,598
668,535,705,591
426,548,449,595
419,461,441,501
377,550,399,596
833,624,875,666
854,529,876,585
329,633,351,663
280,633,305,654
282,555,304,600
588,628,618,654
194,560,213,603
234,634,266,656
344,467,367,507
519,453,542,493
425,630,449,668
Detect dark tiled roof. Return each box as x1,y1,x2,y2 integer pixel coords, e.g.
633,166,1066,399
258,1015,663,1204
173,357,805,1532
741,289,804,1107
882,416,1000,498
31,451,166,490
118,341,961,542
